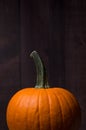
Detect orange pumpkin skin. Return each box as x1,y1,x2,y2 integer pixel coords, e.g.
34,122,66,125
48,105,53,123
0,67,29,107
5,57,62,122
6,51,81,130
6,87,81,130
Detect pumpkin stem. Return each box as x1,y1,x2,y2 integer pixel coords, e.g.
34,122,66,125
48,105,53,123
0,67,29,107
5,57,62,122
30,51,49,88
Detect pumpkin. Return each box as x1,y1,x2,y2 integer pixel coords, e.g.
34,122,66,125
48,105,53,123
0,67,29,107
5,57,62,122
6,51,81,130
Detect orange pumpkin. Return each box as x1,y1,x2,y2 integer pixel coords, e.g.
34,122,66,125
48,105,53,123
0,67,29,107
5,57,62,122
6,51,81,130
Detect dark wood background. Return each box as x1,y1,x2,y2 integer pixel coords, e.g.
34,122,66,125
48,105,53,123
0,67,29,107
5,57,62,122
0,0,86,129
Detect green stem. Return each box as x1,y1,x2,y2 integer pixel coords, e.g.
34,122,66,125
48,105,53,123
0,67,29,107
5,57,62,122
30,51,49,88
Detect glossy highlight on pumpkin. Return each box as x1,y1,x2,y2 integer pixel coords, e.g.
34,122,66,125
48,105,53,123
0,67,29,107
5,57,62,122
6,51,81,130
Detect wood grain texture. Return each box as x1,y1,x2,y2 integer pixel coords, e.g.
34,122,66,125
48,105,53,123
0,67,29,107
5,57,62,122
0,0,86,130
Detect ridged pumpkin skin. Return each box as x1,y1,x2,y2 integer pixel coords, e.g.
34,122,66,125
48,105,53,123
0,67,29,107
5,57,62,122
6,51,81,130
6,87,81,130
